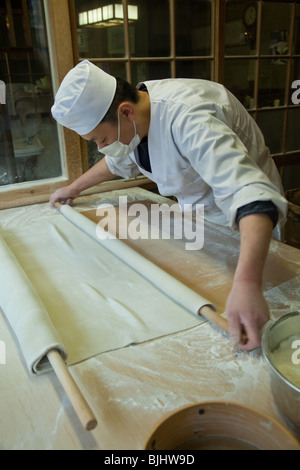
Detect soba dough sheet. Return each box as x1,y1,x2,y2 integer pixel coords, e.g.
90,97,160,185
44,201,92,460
0,203,205,374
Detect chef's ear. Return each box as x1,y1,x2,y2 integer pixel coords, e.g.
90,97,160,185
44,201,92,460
118,102,135,121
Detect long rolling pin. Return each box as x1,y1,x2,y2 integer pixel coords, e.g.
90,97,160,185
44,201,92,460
47,350,97,431
198,305,230,334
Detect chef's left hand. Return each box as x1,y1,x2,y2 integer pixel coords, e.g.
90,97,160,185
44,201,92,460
225,279,270,351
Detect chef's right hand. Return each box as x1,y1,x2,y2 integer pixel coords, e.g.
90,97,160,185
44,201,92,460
50,186,80,207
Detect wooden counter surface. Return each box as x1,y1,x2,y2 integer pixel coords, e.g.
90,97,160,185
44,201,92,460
0,188,299,450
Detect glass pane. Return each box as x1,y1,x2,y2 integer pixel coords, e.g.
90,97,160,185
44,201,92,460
260,2,292,56
224,59,256,108
99,61,127,81
286,108,300,152
175,60,211,79
225,1,258,55
86,139,103,169
256,110,284,154
131,61,171,84
294,5,300,54
282,164,300,191
258,59,287,107
0,0,62,186
75,1,140,58
132,0,170,57
175,0,212,56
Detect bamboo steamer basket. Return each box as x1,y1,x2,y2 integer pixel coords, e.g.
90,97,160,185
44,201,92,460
144,401,300,450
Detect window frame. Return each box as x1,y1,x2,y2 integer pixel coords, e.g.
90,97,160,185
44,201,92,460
0,0,86,210
72,0,300,175
220,0,300,175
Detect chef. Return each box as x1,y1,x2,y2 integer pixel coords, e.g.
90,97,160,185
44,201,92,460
51,60,287,351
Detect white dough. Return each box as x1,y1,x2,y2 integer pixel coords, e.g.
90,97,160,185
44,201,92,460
0,232,67,373
0,202,210,374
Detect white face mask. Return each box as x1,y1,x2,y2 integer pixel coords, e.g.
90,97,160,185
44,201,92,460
99,112,140,158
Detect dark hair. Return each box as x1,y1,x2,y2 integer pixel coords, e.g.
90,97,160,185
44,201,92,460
101,77,139,124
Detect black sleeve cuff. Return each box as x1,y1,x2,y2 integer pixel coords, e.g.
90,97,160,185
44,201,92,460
236,200,279,228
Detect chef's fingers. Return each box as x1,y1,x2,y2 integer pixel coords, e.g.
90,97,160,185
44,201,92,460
229,319,261,351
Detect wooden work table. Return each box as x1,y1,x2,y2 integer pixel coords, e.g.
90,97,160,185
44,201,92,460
0,188,299,450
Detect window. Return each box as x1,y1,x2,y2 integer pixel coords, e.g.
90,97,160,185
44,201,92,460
0,1,63,183
73,0,300,189
73,0,213,168
0,0,84,209
74,0,213,81
223,0,300,188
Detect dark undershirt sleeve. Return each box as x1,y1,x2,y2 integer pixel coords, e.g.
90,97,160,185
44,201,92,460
236,200,279,228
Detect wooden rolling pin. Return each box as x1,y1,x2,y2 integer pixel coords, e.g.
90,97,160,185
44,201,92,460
47,350,97,431
198,305,230,334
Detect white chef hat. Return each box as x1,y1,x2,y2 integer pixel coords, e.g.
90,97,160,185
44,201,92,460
51,60,117,135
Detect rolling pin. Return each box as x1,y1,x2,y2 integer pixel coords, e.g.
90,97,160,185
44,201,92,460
198,305,230,334
47,350,97,431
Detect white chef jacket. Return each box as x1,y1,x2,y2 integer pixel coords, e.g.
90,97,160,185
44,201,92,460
105,79,287,231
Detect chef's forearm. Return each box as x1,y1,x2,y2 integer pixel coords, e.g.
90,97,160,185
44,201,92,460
233,213,273,285
70,157,116,194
